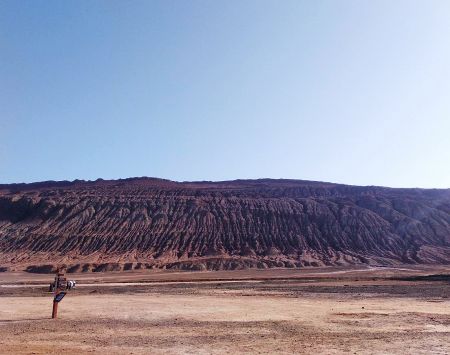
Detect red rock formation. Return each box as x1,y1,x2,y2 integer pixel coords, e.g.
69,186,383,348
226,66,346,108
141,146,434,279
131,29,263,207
0,178,449,272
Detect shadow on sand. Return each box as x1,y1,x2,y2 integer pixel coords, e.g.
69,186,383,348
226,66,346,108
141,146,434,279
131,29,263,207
0,317,51,323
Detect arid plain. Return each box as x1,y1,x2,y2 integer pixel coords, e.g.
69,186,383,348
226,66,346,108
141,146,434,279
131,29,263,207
0,265,449,354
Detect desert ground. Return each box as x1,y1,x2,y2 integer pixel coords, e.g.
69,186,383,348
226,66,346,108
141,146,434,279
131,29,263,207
0,265,449,354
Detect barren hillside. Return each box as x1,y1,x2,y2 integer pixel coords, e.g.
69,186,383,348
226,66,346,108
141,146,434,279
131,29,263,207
0,178,449,272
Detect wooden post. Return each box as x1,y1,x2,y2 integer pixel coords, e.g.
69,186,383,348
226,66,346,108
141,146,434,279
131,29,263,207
52,299,58,319
51,268,66,319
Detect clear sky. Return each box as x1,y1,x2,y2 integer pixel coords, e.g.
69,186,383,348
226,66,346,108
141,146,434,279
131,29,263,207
1,0,449,188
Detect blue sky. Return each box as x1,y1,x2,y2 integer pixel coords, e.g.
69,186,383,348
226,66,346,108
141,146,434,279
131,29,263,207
1,0,449,188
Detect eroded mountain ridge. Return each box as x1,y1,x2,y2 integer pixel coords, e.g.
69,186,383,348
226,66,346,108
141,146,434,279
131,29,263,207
0,178,449,272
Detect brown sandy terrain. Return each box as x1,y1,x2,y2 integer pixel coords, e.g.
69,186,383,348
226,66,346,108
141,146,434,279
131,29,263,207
1,265,447,285
1,266,449,354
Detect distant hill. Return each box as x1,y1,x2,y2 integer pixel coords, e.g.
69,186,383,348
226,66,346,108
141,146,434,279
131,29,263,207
0,178,449,272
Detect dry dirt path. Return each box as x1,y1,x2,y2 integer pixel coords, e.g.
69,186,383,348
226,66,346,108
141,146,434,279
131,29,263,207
1,265,444,287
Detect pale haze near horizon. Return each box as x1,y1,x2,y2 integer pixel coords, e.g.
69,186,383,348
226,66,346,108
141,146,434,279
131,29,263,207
1,0,449,188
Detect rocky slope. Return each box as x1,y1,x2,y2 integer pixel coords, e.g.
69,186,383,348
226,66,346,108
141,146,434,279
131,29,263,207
0,178,449,272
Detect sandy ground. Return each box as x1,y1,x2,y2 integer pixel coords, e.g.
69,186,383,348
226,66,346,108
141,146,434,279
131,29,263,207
0,266,449,354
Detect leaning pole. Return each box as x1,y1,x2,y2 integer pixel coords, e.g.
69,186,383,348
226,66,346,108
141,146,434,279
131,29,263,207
51,268,67,319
